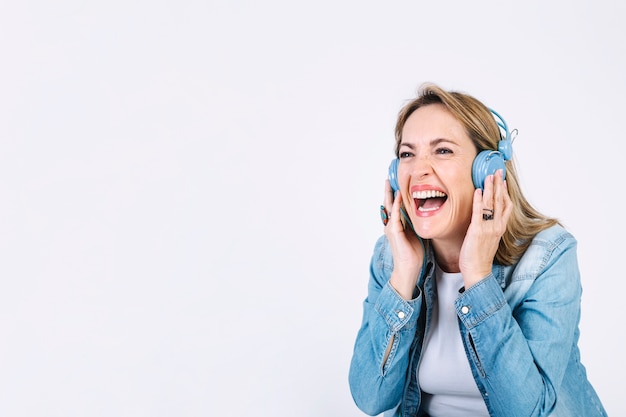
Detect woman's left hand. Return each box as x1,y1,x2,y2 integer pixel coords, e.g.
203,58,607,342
459,169,512,288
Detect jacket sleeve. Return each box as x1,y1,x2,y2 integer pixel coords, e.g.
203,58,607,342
348,235,422,416
455,230,582,417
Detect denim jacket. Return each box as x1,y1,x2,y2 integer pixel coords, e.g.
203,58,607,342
349,225,607,417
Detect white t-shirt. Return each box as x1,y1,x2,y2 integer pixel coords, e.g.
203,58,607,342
417,266,489,417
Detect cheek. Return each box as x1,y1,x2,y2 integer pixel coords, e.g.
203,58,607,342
397,166,412,190
448,171,476,209
446,164,474,189
460,158,477,186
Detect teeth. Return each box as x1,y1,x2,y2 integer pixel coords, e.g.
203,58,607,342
412,190,446,199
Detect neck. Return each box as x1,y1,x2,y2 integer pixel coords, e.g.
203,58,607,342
431,239,462,273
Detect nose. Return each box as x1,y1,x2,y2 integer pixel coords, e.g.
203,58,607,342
410,152,433,180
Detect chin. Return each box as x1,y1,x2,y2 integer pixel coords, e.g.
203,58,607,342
411,223,435,239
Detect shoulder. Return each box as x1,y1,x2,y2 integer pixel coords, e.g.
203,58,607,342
369,235,394,286
531,224,577,248
372,234,394,270
501,225,581,302
524,224,578,265
515,224,579,278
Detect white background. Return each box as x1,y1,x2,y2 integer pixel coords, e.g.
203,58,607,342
0,1,623,416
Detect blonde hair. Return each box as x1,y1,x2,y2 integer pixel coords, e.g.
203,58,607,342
394,83,559,265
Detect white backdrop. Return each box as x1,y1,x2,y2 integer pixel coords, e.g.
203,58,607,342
0,1,623,416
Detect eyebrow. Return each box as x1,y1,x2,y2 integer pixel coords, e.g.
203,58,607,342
399,138,458,148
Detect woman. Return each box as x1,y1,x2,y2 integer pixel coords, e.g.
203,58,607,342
348,83,607,416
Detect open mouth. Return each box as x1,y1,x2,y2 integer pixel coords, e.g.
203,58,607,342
412,190,448,213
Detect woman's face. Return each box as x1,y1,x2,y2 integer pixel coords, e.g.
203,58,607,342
398,103,478,242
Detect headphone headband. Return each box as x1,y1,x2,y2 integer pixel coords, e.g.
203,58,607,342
489,108,509,140
488,108,513,161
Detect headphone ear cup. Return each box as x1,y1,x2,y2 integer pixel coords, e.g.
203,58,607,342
388,159,400,192
472,151,506,189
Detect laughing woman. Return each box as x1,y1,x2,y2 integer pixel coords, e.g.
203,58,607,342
348,83,607,417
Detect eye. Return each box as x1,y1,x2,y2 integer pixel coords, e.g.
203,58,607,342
399,151,413,158
435,147,453,155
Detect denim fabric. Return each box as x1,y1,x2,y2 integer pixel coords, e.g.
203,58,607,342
349,225,607,417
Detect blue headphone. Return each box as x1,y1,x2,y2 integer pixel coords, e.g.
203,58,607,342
388,108,513,191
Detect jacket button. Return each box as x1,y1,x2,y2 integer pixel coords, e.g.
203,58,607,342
461,306,470,314
397,311,405,319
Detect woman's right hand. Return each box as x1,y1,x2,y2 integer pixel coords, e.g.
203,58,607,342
383,180,425,300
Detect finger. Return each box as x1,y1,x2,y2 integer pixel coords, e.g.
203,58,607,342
389,189,404,229
482,174,495,210
384,179,393,210
494,171,512,223
380,180,395,227
492,169,504,213
472,187,485,224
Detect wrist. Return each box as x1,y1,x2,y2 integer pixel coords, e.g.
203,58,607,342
390,269,420,300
